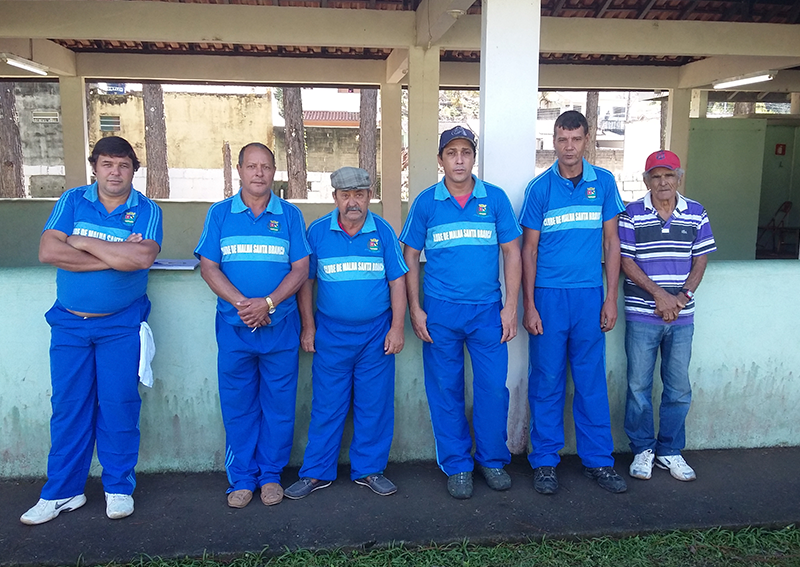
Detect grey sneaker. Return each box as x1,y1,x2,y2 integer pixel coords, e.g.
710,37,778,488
20,494,87,525
354,474,397,496
284,478,332,500
533,466,558,495
629,449,655,480
478,465,512,491
105,493,134,519
655,454,696,481
583,466,628,493
447,471,473,499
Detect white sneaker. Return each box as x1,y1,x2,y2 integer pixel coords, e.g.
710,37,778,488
629,449,655,480
105,492,134,519
656,454,697,481
20,494,87,525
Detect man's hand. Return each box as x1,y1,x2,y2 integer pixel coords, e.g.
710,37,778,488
384,325,405,354
235,297,271,329
409,306,433,343
126,232,143,243
300,322,316,353
600,298,618,332
523,306,544,335
653,289,681,322
500,305,518,343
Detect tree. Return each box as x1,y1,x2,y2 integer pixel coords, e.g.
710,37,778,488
359,88,378,193
282,87,307,199
585,90,599,164
222,141,233,199
142,83,170,199
0,82,25,198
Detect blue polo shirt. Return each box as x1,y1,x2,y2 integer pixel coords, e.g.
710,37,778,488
519,159,624,288
400,175,522,305
194,190,310,327
43,182,163,314
307,210,408,324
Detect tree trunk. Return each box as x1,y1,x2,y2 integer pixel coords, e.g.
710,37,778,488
283,87,307,199
585,90,599,165
359,88,378,195
0,82,25,198
660,99,668,150
222,141,233,199
142,83,170,199
734,101,755,116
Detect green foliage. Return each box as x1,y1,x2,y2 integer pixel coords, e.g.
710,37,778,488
94,526,800,567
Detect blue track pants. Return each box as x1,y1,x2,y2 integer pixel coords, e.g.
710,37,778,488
423,297,510,476
300,310,395,481
216,310,300,491
42,295,150,500
527,287,615,469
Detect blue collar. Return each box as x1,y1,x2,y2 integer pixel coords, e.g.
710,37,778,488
434,175,487,201
82,181,139,208
551,158,598,183
329,209,377,234
231,190,283,215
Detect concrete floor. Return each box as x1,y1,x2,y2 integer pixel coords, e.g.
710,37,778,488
2,447,799,567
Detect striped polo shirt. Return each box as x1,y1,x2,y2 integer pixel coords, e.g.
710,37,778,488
619,192,716,325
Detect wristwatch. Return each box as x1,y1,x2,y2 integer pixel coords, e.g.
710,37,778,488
680,288,694,301
265,296,276,314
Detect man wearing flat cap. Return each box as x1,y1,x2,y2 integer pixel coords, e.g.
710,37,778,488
400,126,522,499
619,150,715,483
285,167,408,499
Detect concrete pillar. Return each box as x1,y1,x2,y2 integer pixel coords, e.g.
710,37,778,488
690,89,708,118
666,88,692,175
791,93,800,115
380,81,403,233
406,46,440,202
58,76,90,190
479,0,541,455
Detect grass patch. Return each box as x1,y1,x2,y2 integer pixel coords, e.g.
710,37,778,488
120,526,800,567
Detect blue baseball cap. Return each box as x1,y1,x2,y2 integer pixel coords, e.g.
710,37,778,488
438,126,477,154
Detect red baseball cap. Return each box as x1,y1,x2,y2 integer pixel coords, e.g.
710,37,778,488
645,150,681,173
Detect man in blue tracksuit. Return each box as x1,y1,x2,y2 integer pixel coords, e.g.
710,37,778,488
520,110,627,495
195,143,310,509
400,127,522,499
284,167,408,499
21,136,162,525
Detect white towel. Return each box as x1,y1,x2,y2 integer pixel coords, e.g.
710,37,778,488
138,321,156,387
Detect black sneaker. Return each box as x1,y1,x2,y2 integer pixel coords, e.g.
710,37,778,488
284,477,332,500
583,466,627,493
533,466,558,494
354,474,397,496
447,471,473,499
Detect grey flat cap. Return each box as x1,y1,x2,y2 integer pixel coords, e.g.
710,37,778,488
330,167,371,190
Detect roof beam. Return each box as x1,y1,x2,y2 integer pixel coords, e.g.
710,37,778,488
74,52,385,85
440,16,800,58
0,1,415,49
415,0,475,47
386,48,409,83
678,55,800,89
637,0,658,20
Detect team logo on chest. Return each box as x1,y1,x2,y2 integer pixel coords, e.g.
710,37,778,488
477,203,488,216
369,238,380,252
123,211,137,226
586,187,596,199
269,220,280,232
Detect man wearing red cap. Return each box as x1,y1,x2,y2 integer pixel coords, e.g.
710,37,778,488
618,150,716,482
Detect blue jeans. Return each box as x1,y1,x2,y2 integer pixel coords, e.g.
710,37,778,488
624,320,694,456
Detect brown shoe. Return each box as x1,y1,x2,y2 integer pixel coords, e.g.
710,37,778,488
227,489,253,509
260,483,284,506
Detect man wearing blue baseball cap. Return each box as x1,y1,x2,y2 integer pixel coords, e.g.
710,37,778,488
284,167,408,499
619,150,716,483
400,126,522,499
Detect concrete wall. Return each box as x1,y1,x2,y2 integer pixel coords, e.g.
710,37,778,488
1,260,798,478
0,199,369,268
686,118,766,260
